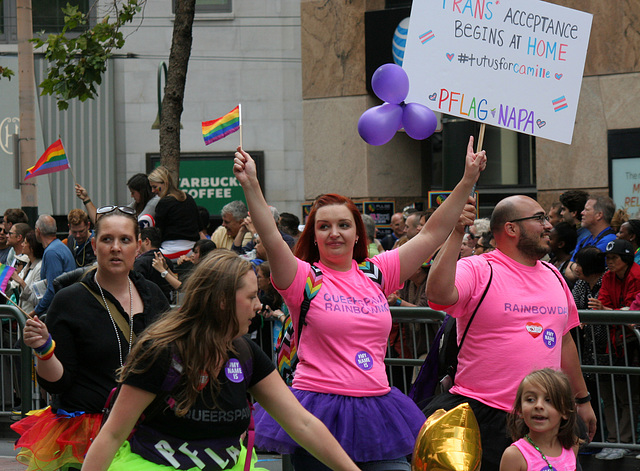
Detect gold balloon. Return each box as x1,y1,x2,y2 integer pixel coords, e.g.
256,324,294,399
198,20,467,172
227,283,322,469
412,402,482,471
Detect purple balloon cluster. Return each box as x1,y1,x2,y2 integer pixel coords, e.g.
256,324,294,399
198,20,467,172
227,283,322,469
358,64,437,146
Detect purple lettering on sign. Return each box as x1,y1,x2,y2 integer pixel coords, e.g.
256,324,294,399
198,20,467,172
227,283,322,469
543,329,556,349
224,359,244,383
355,351,373,371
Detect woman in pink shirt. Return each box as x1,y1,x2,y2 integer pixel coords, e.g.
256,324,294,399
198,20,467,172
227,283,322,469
233,139,486,470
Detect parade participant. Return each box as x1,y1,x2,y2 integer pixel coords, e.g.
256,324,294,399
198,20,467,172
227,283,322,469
12,206,169,471
234,137,485,470
426,195,596,471
81,251,361,471
500,369,579,471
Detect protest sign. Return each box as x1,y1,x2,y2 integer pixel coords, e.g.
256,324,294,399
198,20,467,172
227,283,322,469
403,0,592,144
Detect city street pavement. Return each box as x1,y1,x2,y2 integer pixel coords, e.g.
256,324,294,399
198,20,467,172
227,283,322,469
0,432,638,470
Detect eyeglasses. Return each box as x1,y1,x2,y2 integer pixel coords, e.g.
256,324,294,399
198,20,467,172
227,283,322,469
96,205,137,216
7,231,17,236
508,214,550,224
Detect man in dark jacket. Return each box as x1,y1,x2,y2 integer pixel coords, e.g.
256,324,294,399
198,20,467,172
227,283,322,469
133,227,175,303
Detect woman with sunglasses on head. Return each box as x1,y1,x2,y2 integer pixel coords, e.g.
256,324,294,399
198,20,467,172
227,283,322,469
234,139,486,470
148,166,203,261
11,206,170,471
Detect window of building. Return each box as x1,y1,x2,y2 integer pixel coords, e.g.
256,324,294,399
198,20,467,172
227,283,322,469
173,0,232,14
1,0,91,43
428,119,536,217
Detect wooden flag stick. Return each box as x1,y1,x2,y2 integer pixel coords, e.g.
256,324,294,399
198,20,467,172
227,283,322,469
0,290,32,318
238,103,243,149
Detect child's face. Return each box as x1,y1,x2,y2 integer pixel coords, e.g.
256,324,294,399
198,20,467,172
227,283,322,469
520,380,566,436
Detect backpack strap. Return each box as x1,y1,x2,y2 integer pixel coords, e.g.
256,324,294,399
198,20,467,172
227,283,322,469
593,227,616,245
296,265,323,343
357,260,385,291
456,261,493,356
540,260,566,287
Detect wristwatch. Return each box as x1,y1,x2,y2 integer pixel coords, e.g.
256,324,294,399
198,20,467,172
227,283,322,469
160,270,169,279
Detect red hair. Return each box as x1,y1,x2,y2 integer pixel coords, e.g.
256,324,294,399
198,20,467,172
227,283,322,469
295,194,369,264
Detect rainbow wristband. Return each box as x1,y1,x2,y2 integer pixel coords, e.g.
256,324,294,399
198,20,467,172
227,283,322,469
33,335,56,360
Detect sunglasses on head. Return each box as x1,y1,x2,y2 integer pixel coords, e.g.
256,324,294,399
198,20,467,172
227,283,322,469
96,205,136,216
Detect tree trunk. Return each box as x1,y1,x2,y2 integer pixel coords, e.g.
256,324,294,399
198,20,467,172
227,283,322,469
159,0,196,181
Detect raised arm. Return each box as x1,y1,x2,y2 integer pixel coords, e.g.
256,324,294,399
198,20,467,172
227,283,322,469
398,136,485,281
75,184,97,224
425,201,475,305
81,385,156,471
251,371,360,471
234,147,297,289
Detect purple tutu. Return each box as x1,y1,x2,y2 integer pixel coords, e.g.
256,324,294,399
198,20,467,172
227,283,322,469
254,387,425,462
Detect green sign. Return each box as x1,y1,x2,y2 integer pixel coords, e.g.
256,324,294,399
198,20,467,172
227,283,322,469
148,151,264,216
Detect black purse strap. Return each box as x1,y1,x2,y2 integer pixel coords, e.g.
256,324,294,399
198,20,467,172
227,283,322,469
456,261,493,355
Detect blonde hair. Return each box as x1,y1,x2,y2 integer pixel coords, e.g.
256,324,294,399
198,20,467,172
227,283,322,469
119,250,252,415
148,166,186,202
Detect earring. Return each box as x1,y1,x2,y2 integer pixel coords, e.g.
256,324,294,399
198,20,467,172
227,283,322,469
314,240,317,246
355,237,359,243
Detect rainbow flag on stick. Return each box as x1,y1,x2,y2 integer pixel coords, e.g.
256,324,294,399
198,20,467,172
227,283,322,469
25,139,70,180
0,264,15,293
202,105,241,145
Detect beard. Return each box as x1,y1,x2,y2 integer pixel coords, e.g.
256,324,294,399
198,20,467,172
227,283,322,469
517,227,551,260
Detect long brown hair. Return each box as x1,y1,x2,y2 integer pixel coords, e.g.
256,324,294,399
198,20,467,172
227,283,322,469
119,250,253,415
295,194,368,263
507,368,578,450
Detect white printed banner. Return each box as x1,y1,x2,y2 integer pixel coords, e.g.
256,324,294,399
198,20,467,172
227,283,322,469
402,0,593,144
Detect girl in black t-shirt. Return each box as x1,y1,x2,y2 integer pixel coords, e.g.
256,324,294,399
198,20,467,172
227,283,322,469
83,250,360,471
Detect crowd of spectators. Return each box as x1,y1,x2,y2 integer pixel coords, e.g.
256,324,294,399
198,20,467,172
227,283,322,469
3,159,640,470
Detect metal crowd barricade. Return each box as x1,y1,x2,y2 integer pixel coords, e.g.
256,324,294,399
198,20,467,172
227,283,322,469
386,307,640,453
5,303,640,454
0,305,32,418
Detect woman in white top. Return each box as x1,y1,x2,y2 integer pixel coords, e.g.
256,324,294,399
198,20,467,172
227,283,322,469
9,230,44,313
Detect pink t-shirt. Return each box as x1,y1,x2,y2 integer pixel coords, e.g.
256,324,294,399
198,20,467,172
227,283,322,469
275,251,402,396
512,438,576,471
429,249,580,412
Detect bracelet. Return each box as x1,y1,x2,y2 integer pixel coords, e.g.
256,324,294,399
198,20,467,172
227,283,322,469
395,298,402,306
575,393,591,404
83,199,91,205
33,334,56,360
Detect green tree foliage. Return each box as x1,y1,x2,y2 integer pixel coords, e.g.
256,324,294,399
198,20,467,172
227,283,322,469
31,1,142,110
0,66,15,80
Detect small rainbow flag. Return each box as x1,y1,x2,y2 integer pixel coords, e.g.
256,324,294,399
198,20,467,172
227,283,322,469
202,105,241,145
0,263,15,293
25,139,70,180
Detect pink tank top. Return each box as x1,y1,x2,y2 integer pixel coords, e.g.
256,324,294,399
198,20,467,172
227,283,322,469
512,438,576,471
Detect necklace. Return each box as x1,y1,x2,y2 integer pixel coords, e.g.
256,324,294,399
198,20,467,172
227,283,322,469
95,273,133,367
524,434,553,470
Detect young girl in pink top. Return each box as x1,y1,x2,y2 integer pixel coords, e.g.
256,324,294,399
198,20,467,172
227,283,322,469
234,139,486,470
501,369,580,471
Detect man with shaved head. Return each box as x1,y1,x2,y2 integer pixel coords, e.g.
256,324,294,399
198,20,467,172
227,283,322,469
424,195,596,471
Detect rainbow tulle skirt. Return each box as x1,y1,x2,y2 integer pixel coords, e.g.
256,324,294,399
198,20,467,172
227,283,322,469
11,406,102,471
